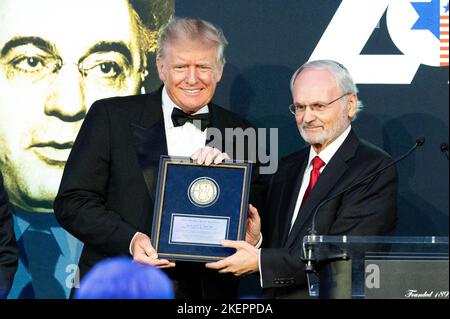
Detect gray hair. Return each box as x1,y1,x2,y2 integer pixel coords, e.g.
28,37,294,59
290,60,363,119
156,17,228,67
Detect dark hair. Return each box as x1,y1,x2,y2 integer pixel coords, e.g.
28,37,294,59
128,0,174,89
128,1,174,61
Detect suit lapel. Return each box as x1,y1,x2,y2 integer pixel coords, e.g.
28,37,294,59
278,153,308,246
208,103,226,130
285,130,360,248
130,87,168,204
206,104,227,150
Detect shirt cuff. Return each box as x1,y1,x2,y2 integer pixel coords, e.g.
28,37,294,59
254,232,263,248
129,232,141,256
258,248,263,288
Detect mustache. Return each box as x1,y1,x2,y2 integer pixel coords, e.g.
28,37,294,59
302,124,323,129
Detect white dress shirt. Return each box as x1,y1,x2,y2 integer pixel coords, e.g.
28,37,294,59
162,86,209,156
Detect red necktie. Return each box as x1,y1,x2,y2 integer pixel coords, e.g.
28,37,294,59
301,156,325,207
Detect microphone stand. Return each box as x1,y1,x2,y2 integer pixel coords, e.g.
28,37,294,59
440,143,449,160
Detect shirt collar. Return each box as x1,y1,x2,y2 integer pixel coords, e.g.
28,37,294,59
162,86,209,129
307,125,352,167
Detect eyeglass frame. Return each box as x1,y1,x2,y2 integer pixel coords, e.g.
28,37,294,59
289,92,353,115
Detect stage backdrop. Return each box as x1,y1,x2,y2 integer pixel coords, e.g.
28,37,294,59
176,0,449,237
1,0,448,299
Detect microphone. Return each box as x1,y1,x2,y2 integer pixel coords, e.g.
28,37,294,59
309,136,425,235
303,136,425,272
440,143,449,160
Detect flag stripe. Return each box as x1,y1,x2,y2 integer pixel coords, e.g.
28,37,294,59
440,8,448,65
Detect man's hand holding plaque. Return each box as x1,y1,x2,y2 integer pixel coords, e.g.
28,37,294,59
191,146,230,165
131,232,176,268
205,204,261,276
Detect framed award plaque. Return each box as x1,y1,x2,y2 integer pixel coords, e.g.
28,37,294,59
151,156,252,262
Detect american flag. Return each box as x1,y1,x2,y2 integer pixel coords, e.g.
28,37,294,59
441,1,449,66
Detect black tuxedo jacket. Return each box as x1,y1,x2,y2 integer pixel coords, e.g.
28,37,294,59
54,88,263,298
0,171,18,298
260,130,398,298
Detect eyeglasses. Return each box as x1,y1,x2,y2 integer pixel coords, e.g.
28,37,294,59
289,93,352,115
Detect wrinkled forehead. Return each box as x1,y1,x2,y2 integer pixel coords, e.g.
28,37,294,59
162,38,221,67
0,0,139,59
293,68,339,100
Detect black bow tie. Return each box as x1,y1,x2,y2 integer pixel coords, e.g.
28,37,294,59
171,107,210,131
